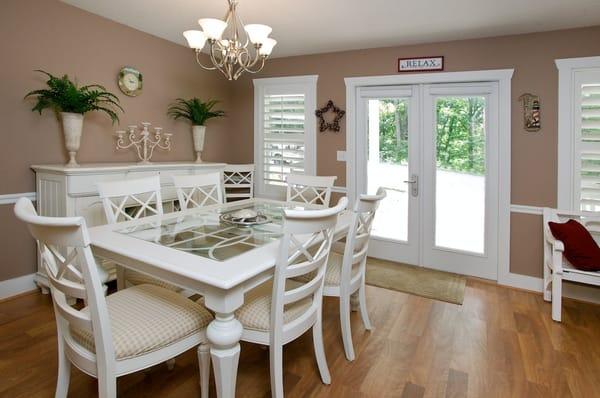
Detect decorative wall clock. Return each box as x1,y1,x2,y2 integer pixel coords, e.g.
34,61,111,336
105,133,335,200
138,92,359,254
118,66,143,97
315,100,346,132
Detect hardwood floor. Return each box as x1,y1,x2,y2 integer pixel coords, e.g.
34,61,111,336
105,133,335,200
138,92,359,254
1,280,599,397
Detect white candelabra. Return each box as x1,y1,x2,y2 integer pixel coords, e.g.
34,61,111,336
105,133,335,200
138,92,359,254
115,122,172,164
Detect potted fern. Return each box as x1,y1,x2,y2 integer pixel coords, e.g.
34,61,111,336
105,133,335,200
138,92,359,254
25,70,123,166
167,98,225,162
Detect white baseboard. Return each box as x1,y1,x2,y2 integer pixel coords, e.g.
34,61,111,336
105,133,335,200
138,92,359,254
0,273,38,300
563,281,600,305
500,271,600,304
499,272,543,291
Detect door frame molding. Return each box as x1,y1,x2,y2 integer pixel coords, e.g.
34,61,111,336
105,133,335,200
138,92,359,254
344,69,514,283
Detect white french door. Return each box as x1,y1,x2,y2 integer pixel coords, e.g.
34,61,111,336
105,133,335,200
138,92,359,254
357,82,499,280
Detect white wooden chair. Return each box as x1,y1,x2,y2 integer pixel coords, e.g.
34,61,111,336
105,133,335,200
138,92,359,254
14,197,212,398
223,164,254,201
543,207,600,322
172,172,224,210
97,175,180,291
232,197,348,398
323,188,386,360
285,174,337,207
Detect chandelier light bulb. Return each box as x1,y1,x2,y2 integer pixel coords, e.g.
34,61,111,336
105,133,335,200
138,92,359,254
259,38,277,56
244,24,272,44
183,30,207,49
198,18,228,40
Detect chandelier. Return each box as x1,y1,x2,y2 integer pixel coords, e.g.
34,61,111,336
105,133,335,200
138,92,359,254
183,0,277,81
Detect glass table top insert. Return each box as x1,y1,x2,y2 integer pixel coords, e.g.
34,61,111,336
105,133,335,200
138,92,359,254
116,202,298,262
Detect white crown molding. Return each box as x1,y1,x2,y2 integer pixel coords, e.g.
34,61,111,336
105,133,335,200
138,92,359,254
510,204,543,215
0,273,37,300
0,192,36,206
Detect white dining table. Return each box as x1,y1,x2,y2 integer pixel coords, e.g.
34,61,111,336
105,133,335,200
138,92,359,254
88,198,350,398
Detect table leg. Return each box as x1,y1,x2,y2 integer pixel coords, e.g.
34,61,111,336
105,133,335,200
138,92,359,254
207,312,243,398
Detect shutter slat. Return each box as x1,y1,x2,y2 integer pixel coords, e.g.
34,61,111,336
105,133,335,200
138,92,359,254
262,93,306,187
582,120,600,129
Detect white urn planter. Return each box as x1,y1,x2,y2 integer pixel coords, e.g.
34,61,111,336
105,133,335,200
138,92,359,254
60,112,84,167
192,125,206,163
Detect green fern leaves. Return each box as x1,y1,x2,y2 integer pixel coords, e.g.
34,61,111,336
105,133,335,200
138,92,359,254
167,98,225,126
25,70,123,124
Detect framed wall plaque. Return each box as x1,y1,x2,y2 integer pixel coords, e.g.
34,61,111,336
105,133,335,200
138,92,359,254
398,56,444,72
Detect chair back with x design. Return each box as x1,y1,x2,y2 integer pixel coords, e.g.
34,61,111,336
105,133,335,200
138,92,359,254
97,175,163,224
338,187,387,289
14,197,116,373
270,197,348,344
223,164,254,201
172,172,224,210
286,174,337,207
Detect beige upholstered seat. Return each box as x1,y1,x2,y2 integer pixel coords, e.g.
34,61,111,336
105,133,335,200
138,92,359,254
72,284,213,360
124,269,181,291
233,280,312,332
322,252,361,286
295,251,360,287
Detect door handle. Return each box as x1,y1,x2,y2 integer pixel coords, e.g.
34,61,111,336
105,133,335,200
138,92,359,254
403,174,418,197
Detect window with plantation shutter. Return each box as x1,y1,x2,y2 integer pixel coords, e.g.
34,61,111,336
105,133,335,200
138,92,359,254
557,57,600,212
579,83,600,211
254,76,318,197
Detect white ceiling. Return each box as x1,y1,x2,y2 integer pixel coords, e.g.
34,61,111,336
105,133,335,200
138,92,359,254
63,0,600,58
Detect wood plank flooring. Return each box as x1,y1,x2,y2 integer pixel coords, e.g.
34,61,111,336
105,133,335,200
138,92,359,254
1,279,599,397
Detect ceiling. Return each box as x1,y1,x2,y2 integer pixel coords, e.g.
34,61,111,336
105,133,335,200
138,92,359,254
62,0,600,58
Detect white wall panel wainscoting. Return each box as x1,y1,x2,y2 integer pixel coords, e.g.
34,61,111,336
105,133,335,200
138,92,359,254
0,192,37,205
510,204,544,215
331,186,348,194
1,199,597,303
0,193,38,300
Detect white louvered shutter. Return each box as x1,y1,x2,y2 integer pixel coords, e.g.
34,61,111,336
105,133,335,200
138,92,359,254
579,83,600,211
262,93,306,186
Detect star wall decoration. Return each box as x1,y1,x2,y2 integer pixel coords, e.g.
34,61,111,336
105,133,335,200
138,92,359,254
315,100,346,133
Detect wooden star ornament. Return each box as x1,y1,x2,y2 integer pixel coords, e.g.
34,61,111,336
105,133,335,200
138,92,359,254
315,100,346,132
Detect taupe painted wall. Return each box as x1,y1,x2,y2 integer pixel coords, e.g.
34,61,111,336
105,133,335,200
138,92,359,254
2,0,600,284
0,0,233,281
229,26,600,278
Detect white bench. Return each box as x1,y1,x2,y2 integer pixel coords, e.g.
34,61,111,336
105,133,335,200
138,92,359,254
543,208,600,322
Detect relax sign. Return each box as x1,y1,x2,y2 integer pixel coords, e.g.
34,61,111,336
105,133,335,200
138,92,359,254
398,56,444,72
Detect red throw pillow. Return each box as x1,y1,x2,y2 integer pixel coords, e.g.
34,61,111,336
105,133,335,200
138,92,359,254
548,219,600,271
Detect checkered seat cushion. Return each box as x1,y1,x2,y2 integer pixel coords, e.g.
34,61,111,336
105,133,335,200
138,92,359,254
125,269,182,292
233,280,312,332
295,251,361,287
71,284,212,360
98,259,181,292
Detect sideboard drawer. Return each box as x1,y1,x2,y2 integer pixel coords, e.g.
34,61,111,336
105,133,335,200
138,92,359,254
68,173,128,196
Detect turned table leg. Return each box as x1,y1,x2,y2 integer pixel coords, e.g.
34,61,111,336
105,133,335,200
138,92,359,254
207,312,244,398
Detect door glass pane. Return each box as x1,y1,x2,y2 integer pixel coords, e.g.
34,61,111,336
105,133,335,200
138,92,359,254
367,98,410,241
580,83,600,212
435,96,486,253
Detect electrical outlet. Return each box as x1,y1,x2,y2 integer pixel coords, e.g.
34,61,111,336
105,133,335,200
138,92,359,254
337,151,346,162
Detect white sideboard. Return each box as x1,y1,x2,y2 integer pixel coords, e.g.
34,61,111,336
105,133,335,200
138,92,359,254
31,162,226,290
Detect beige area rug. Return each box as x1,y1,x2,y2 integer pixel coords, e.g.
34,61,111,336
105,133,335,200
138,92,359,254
365,257,466,305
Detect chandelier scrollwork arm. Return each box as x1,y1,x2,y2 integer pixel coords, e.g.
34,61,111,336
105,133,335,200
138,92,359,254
194,50,217,71
183,0,277,81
